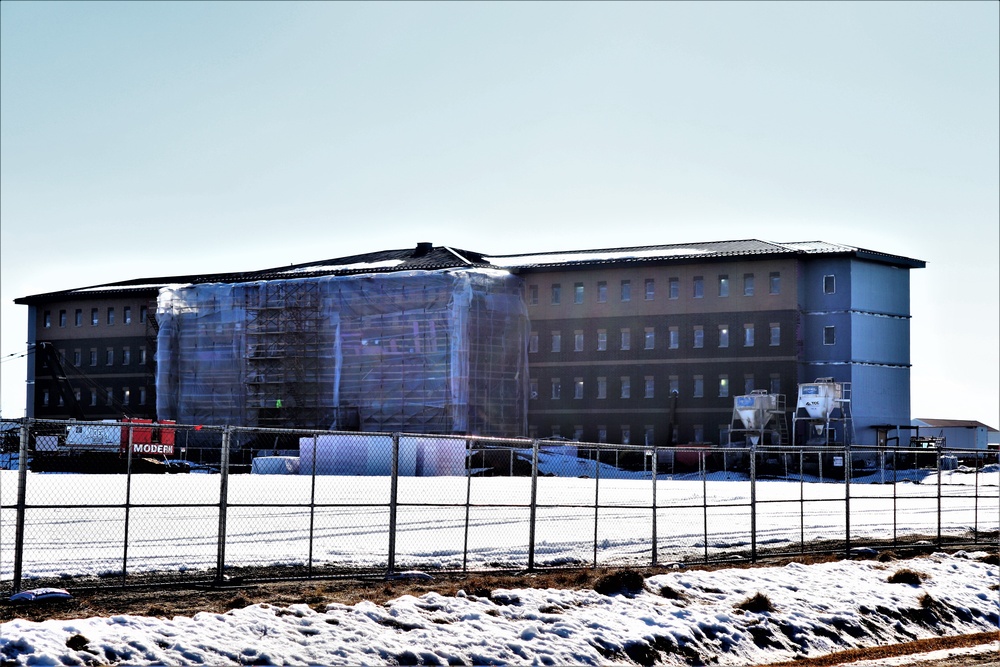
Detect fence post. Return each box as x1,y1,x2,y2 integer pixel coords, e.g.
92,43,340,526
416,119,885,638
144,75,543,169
12,419,30,594
122,424,135,587
651,445,658,567
527,439,539,571
308,433,318,578
592,444,601,568
387,433,399,576
749,442,757,563
215,427,231,586
844,442,851,559
936,443,943,547
462,438,473,572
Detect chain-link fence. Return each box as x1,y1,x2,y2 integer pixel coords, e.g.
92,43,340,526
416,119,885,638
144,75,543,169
1,418,997,594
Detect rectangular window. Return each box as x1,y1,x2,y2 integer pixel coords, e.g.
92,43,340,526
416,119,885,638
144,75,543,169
59,310,67,327
139,305,147,323
551,331,561,353
644,278,655,300
139,347,146,365
73,388,81,404
106,348,114,365
620,376,631,399
669,375,679,395
574,378,584,399
597,427,607,443
644,327,655,350
530,380,538,400
574,330,584,352
73,349,81,366
769,374,781,395
620,328,631,350
75,309,82,326
122,387,130,406
124,306,132,325
693,325,704,348
42,388,50,406
769,272,781,295
574,283,584,304
620,280,631,302
719,325,729,348
597,281,608,303
769,323,780,346
89,389,97,406
744,323,755,347
693,425,704,443
529,332,539,353
551,284,562,305
693,276,704,298
139,387,147,405
43,311,51,328
743,273,755,296
597,329,607,351
573,426,583,441
621,426,631,445
718,275,729,297
106,388,113,406
744,375,755,394
122,347,131,365
668,326,679,349
645,426,655,447
719,375,729,398
644,376,654,399
824,275,836,294
824,326,836,345
669,277,679,299
91,308,99,326
107,307,115,325
529,285,539,305
597,377,607,399
693,375,704,398
551,378,561,400
89,349,97,366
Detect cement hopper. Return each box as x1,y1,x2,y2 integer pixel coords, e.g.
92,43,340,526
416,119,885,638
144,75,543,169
734,390,778,431
796,379,843,420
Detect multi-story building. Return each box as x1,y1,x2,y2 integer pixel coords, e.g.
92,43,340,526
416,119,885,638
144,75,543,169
16,240,924,446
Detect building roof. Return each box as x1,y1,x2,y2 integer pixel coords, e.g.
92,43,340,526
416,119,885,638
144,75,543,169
16,239,925,304
913,419,999,432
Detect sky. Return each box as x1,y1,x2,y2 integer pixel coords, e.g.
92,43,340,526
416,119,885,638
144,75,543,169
1,2,998,425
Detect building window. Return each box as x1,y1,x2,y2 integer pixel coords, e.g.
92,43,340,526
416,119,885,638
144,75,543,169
769,374,781,395
644,376,654,399
597,329,607,351
644,327,655,350
573,426,584,441
43,311,51,328
89,349,98,366
574,283,584,304
106,388,113,406
59,310,67,327
42,388,50,406
719,325,729,348
644,278,655,300
75,309,82,326
744,375,755,394
668,326,679,349
597,281,607,303
824,326,836,345
669,277,679,299
693,325,704,349
718,275,729,297
139,387,147,405
597,427,607,443
107,307,115,326
139,305,147,323
769,272,780,295
620,328,631,350
551,378,561,400
743,273,755,296
106,348,114,365
744,323,755,347
89,389,97,406
620,376,631,399
551,284,561,305
73,388,81,404
693,375,704,398
693,425,704,443
122,347,131,365
551,331,561,352
530,380,538,400
139,347,146,365
574,330,584,352
122,387,130,406
645,426,655,446
693,276,704,298
769,323,780,346
719,375,729,398
621,426,631,445
73,349,81,366
669,375,679,395
824,275,836,294
597,377,607,399
529,332,538,353
574,378,584,399
91,308,99,326
529,285,538,305
620,280,631,302
124,306,132,325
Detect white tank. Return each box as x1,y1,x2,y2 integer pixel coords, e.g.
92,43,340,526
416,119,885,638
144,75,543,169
796,379,842,420
734,390,778,430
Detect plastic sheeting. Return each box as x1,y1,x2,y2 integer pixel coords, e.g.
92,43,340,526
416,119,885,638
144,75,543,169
156,269,528,436
250,456,301,475
297,435,468,476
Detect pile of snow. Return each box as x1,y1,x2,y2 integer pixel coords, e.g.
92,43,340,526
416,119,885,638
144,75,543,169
2,552,996,666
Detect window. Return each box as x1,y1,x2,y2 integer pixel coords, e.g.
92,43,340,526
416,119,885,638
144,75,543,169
620,280,631,302
91,308,99,326
122,347,131,365
73,349,81,366
551,284,562,305
574,330,584,352
719,375,729,398
644,278,655,300
719,325,729,348
551,378,561,400
645,426,655,447
744,323,755,347
644,327,655,350
139,305,147,323
597,427,607,443
106,388,113,406
718,275,729,297
42,388,50,406
73,388,81,404
107,307,115,325
621,426,631,445
668,326,679,349
669,375,679,395
769,272,781,295
743,273,755,296
529,332,538,353
551,331,561,352
139,347,146,365
744,375,755,394
597,281,607,303
89,349,97,366
597,377,607,399
669,277,679,299
620,328,631,350
693,375,704,398
574,283,584,304
573,426,583,441
824,326,836,345
59,310,67,327
530,380,538,400
693,325,704,348
122,387,130,406
769,323,780,346
139,387,147,405
574,378,584,399
89,389,97,406
693,425,704,443
693,276,704,298
124,306,132,325
529,285,538,305
597,329,607,351
550,425,561,438
620,376,631,399
769,374,781,395
106,348,114,365
43,311,51,328
824,275,836,294
75,309,82,327
644,376,654,399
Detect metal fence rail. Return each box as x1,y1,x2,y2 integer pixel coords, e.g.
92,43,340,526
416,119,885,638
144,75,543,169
1,418,997,594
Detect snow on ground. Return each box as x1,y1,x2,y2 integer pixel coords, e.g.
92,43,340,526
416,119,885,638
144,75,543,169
2,552,997,666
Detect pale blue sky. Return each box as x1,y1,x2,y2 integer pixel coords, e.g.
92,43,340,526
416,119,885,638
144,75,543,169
2,2,997,425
